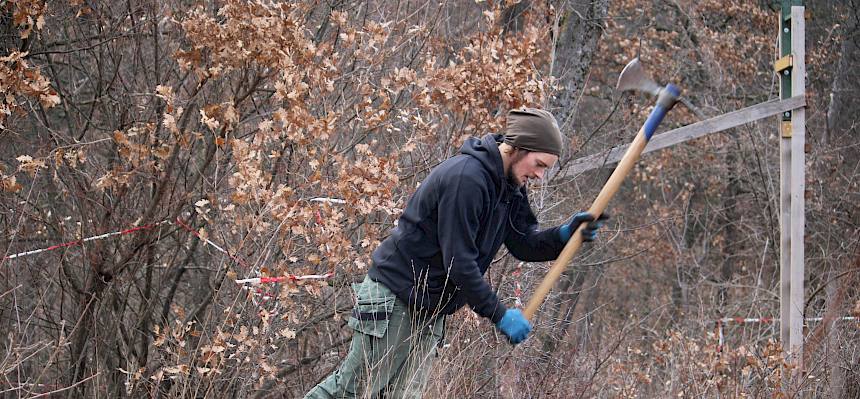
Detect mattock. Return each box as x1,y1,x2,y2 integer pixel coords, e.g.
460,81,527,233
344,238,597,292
523,58,682,321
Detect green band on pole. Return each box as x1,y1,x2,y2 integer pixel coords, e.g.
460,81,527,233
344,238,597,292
778,0,802,119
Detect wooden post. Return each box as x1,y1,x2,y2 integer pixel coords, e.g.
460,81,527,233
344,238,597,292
778,6,792,357
778,2,805,367
789,4,806,362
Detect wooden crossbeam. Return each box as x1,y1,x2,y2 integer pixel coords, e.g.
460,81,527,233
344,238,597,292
564,95,806,175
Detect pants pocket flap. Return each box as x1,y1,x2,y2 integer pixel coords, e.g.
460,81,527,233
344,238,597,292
348,279,395,338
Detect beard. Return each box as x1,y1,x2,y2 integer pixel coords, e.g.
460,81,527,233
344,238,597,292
505,150,529,187
506,172,520,187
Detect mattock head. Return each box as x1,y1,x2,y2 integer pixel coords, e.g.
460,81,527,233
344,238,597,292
616,57,662,96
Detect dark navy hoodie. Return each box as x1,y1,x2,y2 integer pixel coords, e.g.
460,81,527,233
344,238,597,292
367,134,566,323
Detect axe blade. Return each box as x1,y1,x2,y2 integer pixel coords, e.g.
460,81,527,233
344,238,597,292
616,58,661,96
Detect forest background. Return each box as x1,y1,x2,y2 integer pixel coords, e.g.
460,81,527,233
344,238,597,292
1,0,859,397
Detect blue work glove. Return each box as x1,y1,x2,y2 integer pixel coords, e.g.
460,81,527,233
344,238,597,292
496,309,532,344
558,211,609,242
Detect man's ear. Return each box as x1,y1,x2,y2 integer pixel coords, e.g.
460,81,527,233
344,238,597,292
506,146,523,157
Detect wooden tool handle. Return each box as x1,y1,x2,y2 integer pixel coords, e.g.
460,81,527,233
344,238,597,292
523,129,650,320
522,83,679,321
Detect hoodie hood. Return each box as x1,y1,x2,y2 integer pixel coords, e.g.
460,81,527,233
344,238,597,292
459,134,506,189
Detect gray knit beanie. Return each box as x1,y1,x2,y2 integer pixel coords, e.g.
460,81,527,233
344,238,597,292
503,108,563,156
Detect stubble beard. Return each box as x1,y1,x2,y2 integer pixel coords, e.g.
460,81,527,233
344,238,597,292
506,151,528,187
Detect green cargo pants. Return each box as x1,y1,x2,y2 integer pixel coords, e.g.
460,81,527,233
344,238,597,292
304,276,445,399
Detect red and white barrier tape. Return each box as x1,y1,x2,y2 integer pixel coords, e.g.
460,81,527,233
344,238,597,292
235,273,335,285
3,221,170,260
2,216,336,288
172,217,250,269
715,316,858,351
717,316,857,324
310,197,346,204
717,317,775,324
172,217,336,286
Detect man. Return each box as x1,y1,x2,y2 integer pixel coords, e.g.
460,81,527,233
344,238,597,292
305,108,606,398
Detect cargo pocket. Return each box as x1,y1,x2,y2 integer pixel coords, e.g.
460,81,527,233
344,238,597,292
347,279,396,338
427,315,446,352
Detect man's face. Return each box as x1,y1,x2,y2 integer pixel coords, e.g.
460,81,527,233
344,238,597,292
508,150,558,187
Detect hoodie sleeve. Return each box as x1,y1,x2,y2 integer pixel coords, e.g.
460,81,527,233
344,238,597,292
436,164,507,324
505,190,567,262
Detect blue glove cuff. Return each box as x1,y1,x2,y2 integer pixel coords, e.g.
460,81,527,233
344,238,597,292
558,223,572,242
559,212,592,242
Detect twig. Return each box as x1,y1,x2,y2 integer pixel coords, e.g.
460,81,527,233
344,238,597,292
27,372,99,398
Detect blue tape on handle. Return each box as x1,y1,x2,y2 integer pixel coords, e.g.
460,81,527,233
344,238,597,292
642,105,668,140
642,84,681,140
664,84,681,98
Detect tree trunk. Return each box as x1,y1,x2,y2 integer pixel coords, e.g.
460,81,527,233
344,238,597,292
718,129,743,315
537,0,610,354
824,3,860,147
550,0,610,131
824,7,860,396
500,0,531,36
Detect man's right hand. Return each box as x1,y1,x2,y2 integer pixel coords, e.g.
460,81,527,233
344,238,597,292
496,309,532,344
